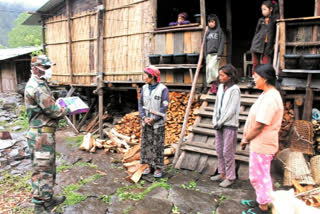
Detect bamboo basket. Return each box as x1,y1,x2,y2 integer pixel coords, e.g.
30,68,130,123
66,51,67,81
284,151,315,186
311,155,320,185
289,120,314,155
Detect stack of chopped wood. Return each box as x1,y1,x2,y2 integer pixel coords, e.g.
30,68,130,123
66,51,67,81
122,144,174,183
83,113,111,133
279,101,295,150
293,180,320,208
312,120,320,153
113,92,199,145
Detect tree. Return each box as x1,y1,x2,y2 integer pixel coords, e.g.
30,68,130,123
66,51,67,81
8,12,42,48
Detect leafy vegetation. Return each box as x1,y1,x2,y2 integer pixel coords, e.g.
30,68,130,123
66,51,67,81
181,180,200,191
100,195,112,205
172,205,180,214
116,179,171,201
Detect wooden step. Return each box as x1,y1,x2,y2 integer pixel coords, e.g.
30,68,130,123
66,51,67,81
195,110,248,121
204,106,249,115
181,144,249,162
190,126,244,139
196,123,244,133
200,94,257,105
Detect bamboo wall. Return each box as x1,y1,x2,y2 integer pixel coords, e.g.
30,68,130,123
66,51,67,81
45,0,153,85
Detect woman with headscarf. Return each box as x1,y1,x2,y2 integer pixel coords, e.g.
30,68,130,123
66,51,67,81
138,66,169,178
240,64,284,214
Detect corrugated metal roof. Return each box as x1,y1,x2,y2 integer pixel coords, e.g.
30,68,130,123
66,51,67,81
0,47,42,61
23,0,65,25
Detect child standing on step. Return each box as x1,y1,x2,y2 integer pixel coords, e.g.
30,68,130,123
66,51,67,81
211,64,240,188
250,1,279,76
205,14,225,94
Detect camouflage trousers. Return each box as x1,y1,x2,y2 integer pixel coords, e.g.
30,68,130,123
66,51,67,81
26,130,56,204
140,125,165,169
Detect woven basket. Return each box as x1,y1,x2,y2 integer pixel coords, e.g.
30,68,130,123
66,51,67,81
284,151,315,186
311,155,320,185
289,120,314,155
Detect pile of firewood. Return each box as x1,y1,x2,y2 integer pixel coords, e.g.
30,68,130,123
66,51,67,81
313,120,320,153
279,101,295,150
112,92,199,146
122,144,174,183
293,180,320,208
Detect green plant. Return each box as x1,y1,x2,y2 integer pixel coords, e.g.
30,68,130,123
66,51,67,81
212,211,216,214
116,179,170,201
100,195,112,205
58,119,68,128
60,174,103,207
218,193,230,206
172,205,180,214
181,180,199,191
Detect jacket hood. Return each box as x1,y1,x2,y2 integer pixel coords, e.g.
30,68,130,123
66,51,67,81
208,14,221,29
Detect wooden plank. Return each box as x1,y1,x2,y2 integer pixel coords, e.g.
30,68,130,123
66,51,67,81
200,0,206,28
302,74,313,121
174,32,184,54
66,0,74,84
191,31,202,53
179,151,201,171
202,156,218,175
174,70,184,83
190,126,244,139
196,155,209,173
184,32,192,53
184,70,192,84
175,150,186,169
195,110,248,121
165,33,174,54
165,70,174,83
181,145,249,162
154,34,166,54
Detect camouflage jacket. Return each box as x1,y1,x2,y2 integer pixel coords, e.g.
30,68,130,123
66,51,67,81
24,75,70,128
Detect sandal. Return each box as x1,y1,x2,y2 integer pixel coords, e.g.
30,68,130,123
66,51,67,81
153,169,162,178
241,200,259,208
142,167,151,175
242,207,269,214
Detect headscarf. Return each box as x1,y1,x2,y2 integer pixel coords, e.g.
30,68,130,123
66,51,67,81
144,66,160,83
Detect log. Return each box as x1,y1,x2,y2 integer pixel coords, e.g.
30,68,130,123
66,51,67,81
127,164,148,183
107,131,130,149
79,133,94,151
111,128,131,142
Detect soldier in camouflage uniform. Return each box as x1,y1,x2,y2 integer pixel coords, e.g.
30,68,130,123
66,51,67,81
138,66,169,178
25,55,70,213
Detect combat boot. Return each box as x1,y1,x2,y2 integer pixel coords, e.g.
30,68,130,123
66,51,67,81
34,204,50,214
43,196,66,211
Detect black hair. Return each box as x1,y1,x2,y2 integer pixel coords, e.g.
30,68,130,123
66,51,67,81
218,64,239,85
255,64,284,99
144,71,157,82
207,14,217,22
262,0,279,19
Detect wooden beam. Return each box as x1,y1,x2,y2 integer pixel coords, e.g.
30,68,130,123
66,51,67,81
226,0,232,63
96,1,105,138
279,0,284,19
200,0,206,29
302,74,313,121
66,0,73,84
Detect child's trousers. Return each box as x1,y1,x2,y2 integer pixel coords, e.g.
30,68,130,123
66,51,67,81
249,151,274,205
215,127,237,180
206,53,220,84
252,52,271,74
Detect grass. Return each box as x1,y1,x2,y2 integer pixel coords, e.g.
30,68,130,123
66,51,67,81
172,205,180,214
0,171,32,213
57,160,97,173
116,178,170,201
217,193,230,206
100,195,112,205
56,173,104,211
181,180,199,191
66,135,84,148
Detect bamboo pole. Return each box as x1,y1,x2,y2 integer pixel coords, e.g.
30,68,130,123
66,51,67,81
96,0,105,138
172,28,208,168
42,19,47,55
66,0,73,84
273,23,280,74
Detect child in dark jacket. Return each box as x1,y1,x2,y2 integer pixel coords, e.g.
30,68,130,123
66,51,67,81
205,14,225,94
250,1,279,74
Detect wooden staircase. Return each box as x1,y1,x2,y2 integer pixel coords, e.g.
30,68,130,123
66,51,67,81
175,86,259,176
